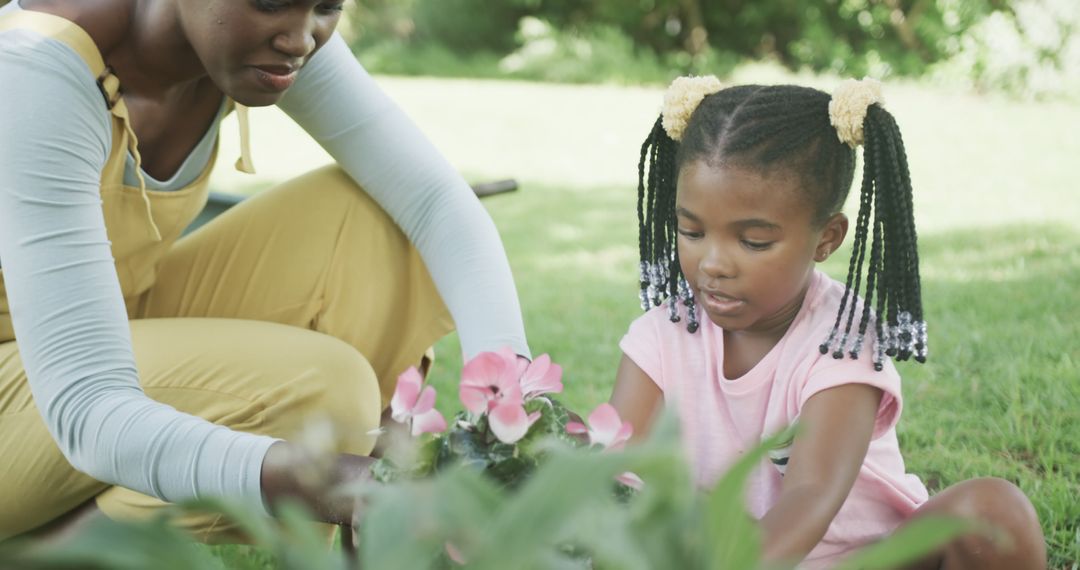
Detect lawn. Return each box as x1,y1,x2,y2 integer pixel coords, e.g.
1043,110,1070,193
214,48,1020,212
207,72,1079,568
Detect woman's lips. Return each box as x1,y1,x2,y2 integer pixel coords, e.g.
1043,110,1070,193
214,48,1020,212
251,66,298,91
699,290,746,315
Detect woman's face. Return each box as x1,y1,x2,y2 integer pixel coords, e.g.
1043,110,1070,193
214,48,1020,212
179,0,344,106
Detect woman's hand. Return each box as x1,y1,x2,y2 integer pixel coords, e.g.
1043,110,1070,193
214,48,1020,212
259,441,374,526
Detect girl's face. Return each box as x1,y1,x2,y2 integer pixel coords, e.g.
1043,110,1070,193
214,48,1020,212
675,161,847,336
179,0,344,106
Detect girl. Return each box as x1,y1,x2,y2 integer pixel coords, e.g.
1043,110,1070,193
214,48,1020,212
0,0,530,542
610,77,1046,569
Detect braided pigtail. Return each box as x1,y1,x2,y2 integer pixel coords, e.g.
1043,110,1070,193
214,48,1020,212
638,116,699,331
818,80,927,370
636,76,726,333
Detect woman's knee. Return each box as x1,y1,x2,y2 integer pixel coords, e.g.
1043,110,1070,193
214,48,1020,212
286,334,383,454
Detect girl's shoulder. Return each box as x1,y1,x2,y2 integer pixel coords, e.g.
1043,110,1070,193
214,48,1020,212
781,272,904,420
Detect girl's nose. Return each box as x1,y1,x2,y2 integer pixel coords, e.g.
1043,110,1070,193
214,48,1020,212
271,17,317,58
699,243,735,279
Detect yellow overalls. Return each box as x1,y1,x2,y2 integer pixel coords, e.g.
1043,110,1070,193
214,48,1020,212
0,10,453,541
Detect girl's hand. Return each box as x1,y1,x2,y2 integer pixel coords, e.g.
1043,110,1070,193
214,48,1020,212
609,354,663,444
259,441,374,526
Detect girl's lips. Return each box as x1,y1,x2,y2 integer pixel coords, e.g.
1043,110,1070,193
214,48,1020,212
699,290,745,315
251,66,298,91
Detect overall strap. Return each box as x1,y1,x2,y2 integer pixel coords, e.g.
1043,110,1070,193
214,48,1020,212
1,8,257,228
234,103,257,174
0,10,105,74
0,9,161,240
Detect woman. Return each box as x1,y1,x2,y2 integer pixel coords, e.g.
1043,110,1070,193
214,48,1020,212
0,0,530,541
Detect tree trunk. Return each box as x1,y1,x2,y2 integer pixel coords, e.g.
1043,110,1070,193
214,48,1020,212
680,0,710,56
880,0,930,62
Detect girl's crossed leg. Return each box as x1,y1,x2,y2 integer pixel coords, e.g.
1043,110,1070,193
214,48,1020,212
900,477,1046,570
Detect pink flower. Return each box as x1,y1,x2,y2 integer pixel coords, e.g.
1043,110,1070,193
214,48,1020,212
566,403,633,451
489,403,542,445
567,403,643,490
459,348,539,444
519,354,564,400
459,347,523,414
445,542,466,565
390,367,447,436
615,471,645,491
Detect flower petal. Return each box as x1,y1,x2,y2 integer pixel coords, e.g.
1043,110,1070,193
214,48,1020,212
414,385,437,415
565,422,588,435
459,384,491,415
615,471,645,491
461,350,521,412
411,408,448,436
489,402,531,444
390,367,423,422
497,379,525,409
445,542,466,565
520,355,564,398
606,421,634,452
498,345,527,373
586,403,625,448
461,351,512,389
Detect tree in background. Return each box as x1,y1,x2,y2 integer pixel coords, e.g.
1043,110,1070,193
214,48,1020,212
346,0,1078,99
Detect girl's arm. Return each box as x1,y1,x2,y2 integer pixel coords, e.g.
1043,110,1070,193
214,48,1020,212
759,383,883,564
609,353,663,443
277,33,530,360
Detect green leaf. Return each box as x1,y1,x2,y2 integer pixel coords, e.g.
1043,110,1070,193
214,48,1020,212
358,480,448,570
357,466,508,569
486,454,536,489
369,457,404,483
704,426,797,570
274,501,348,570
559,501,651,570
446,422,495,471
467,447,635,569
177,497,278,548
414,433,446,475
833,516,988,570
0,514,225,570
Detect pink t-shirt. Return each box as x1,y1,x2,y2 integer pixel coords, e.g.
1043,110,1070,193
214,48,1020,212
620,270,928,568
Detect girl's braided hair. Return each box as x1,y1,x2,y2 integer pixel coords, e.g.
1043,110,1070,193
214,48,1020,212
637,81,926,371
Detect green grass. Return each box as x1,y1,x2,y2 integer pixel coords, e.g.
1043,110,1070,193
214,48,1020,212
206,74,1079,568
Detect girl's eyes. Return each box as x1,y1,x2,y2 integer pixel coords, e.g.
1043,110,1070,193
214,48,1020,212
678,230,773,251
317,2,345,13
254,1,345,14
741,239,773,251
254,0,289,12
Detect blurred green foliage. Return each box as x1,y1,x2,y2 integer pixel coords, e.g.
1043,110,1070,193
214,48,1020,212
345,0,1080,98
0,416,981,570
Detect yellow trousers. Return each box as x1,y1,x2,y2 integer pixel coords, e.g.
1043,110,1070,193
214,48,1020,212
0,166,453,541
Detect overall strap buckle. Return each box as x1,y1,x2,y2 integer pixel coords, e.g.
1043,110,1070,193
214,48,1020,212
96,66,122,110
